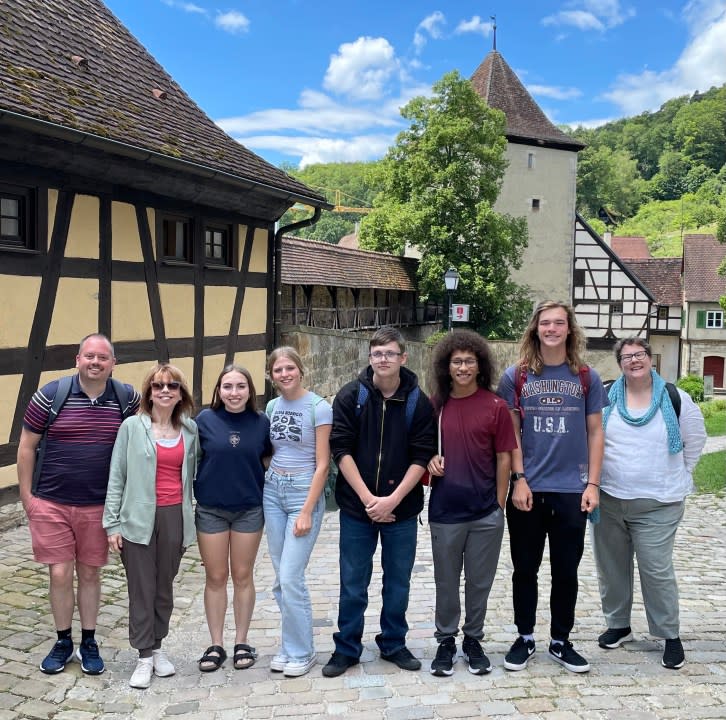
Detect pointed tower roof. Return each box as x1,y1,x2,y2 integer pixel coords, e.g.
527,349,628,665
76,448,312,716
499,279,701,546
471,51,585,151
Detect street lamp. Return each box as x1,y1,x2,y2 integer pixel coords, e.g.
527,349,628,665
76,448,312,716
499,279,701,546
443,267,460,332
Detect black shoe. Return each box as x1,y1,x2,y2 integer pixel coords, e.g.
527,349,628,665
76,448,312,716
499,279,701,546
462,636,492,675
40,638,74,674
598,626,633,649
430,637,456,676
662,638,685,669
548,640,590,673
322,651,359,677
380,646,421,671
504,636,535,671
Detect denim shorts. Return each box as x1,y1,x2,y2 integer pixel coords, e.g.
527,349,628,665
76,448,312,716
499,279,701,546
195,503,264,534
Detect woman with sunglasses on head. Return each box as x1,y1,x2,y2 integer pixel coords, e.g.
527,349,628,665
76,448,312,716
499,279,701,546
103,364,198,690
194,365,272,673
263,346,331,677
593,337,706,670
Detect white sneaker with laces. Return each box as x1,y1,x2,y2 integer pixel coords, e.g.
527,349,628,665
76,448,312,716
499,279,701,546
152,649,175,677
283,655,316,677
129,657,154,689
270,653,288,672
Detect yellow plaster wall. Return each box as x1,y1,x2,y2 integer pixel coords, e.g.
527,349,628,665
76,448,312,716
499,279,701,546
204,286,237,337
111,201,143,262
168,357,194,392
112,282,154,341
0,375,23,444
0,465,18,490
159,285,195,339
39,369,73,388
249,227,268,272
66,194,100,258
47,278,99,346
239,288,268,334
201,354,226,406
237,225,248,270
0,275,41,348
47,188,58,252
234,349,268,393
114,360,167,392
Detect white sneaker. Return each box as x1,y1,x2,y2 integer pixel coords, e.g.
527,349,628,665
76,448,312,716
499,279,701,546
129,657,154,689
270,653,288,672
152,649,175,677
283,656,316,677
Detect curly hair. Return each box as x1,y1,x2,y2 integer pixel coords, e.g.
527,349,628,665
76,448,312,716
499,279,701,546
430,329,495,406
518,300,586,375
209,364,258,412
139,363,194,424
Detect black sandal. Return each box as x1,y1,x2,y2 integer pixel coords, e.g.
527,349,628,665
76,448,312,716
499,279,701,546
198,645,226,672
233,643,257,670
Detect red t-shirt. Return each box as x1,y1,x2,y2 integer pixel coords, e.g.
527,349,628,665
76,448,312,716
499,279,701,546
156,436,184,506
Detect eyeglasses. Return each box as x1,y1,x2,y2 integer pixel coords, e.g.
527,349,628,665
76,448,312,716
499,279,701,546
369,351,402,361
450,358,478,367
151,381,181,391
618,350,648,364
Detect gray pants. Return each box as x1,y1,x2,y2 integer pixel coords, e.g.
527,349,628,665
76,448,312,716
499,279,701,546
430,508,504,642
592,491,684,639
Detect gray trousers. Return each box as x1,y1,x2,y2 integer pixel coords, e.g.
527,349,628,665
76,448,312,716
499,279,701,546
592,491,684,639
430,508,504,642
121,504,184,652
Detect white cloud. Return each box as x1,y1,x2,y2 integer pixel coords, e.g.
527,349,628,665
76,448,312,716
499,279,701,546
323,37,399,101
414,11,446,53
601,5,726,114
528,84,583,100
455,15,493,37
215,10,250,34
542,1,635,31
161,0,206,14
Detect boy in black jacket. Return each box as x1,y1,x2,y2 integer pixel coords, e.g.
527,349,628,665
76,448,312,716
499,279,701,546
322,327,436,677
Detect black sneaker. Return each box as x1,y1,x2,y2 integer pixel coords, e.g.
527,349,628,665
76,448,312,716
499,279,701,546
462,636,492,675
504,636,535,671
662,638,685,669
76,637,105,675
598,626,633,649
380,646,421,671
40,638,74,674
322,651,359,677
430,637,456,676
548,640,590,673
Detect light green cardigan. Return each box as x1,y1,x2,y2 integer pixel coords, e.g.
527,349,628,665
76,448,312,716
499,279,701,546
103,413,198,547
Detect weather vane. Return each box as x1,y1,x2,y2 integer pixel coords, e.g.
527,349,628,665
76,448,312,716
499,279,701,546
491,15,497,51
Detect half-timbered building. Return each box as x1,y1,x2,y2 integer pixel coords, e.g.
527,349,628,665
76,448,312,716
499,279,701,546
0,0,327,496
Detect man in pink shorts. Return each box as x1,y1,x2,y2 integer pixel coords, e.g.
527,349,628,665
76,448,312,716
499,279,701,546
17,334,139,675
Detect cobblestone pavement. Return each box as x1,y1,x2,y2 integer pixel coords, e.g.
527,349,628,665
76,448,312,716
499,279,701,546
1,493,725,720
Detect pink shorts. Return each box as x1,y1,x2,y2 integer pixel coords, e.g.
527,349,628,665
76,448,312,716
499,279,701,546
27,497,108,567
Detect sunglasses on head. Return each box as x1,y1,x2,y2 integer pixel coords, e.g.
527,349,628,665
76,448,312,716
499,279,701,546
150,381,181,391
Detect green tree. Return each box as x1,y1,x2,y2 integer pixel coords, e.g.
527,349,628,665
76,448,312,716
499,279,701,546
359,71,531,337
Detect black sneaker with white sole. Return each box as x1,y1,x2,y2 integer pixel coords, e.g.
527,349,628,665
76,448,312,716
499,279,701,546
661,638,685,669
504,636,535,671
430,637,456,676
598,626,633,649
462,636,492,675
548,640,590,673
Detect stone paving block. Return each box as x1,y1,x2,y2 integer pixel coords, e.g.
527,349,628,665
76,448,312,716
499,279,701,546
11,699,57,719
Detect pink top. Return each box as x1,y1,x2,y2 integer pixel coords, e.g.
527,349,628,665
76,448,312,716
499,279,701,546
156,435,184,506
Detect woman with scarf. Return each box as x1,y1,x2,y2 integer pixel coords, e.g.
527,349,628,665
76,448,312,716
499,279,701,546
593,337,706,670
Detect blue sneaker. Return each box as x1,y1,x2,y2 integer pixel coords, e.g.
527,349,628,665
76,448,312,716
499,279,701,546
40,638,74,674
76,638,105,675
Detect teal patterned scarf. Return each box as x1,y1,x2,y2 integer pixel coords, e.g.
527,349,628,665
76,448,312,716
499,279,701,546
603,369,682,454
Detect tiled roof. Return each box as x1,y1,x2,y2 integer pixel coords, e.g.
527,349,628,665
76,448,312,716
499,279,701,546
282,237,418,291
470,51,585,151
611,236,651,259
0,0,325,207
683,234,726,302
624,259,682,306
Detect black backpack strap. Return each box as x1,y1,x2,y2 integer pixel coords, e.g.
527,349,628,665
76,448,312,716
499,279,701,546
110,378,133,419
665,382,681,419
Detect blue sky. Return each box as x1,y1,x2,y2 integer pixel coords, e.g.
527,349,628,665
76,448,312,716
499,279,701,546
104,0,726,168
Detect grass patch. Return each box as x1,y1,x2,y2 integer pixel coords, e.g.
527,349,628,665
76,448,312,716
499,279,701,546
694,451,726,495
705,412,726,436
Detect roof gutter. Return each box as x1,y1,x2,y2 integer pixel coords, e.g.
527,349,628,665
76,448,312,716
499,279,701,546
273,208,322,347
0,109,333,209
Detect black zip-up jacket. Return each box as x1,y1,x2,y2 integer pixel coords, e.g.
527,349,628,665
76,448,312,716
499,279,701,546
330,365,436,522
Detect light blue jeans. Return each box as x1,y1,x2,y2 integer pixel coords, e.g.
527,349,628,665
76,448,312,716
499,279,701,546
263,469,325,662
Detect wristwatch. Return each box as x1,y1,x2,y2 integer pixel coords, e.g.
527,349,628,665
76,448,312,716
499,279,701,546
510,472,526,482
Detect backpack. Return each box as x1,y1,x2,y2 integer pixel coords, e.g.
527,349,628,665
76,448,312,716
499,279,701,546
32,376,135,492
602,379,681,418
513,364,590,419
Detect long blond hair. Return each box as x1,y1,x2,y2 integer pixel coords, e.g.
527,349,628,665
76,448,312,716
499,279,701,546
518,300,586,375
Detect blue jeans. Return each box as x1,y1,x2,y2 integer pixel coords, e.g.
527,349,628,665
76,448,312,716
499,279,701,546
334,512,417,658
263,469,325,662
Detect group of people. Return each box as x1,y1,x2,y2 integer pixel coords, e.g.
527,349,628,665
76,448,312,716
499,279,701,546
17,301,706,689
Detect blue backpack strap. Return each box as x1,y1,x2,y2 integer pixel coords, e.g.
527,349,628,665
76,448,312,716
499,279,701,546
48,375,74,428
355,382,369,416
265,397,278,419
404,386,420,429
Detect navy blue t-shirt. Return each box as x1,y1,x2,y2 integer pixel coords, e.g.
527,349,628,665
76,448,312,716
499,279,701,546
195,407,272,512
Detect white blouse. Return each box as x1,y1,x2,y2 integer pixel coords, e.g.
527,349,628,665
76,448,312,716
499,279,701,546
601,388,707,502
